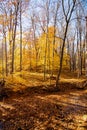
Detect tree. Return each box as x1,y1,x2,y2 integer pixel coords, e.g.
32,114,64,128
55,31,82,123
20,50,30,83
56,0,77,88
19,0,22,72
51,0,60,76
43,0,50,80
85,16,87,76
12,1,19,73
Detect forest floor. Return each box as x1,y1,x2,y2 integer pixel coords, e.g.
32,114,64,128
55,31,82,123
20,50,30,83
0,71,87,130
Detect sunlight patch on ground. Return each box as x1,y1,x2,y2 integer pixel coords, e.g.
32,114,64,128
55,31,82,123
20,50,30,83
0,102,14,116
5,71,87,94
36,92,87,108
5,72,56,92
0,102,14,110
74,114,87,130
69,92,82,96
60,78,86,82
83,115,87,121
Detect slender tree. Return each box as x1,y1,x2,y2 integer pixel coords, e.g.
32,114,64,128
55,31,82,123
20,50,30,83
3,17,8,76
20,0,22,72
56,0,77,88
12,1,19,73
44,0,50,80
51,1,60,76
85,16,87,76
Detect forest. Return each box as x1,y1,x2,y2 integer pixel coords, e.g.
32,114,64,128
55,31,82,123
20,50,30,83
0,0,87,130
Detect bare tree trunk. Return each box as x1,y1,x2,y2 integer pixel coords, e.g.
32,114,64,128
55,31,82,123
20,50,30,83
79,31,82,75
44,29,48,80
56,0,76,88
83,38,85,70
52,1,60,76
4,34,8,76
56,21,69,87
85,16,87,76
9,9,12,74
71,42,75,71
1,13,7,77
20,0,22,72
44,0,50,80
76,29,80,78
12,2,19,73
29,48,32,71
3,20,8,76
2,41,4,79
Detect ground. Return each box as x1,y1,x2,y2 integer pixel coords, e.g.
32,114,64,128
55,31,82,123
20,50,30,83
0,71,87,130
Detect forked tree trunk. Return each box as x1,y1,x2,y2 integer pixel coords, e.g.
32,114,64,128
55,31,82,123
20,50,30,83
56,0,76,88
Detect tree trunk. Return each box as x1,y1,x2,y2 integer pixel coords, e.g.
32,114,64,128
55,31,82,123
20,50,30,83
20,0,22,72
56,0,76,88
44,1,50,80
51,1,59,76
2,41,4,79
85,16,87,76
4,34,8,76
12,2,19,73
56,21,69,87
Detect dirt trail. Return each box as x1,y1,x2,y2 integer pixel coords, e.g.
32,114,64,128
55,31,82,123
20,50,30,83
0,88,87,130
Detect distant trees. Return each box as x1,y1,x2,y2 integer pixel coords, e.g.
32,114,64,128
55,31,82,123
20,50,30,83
0,0,29,75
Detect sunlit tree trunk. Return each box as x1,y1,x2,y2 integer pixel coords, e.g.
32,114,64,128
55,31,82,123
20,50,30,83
2,41,4,79
4,33,8,76
51,1,60,76
44,28,48,80
9,9,13,74
44,0,50,80
31,13,39,72
29,49,32,71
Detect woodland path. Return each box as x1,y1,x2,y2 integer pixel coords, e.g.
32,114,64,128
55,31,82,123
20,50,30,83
0,86,87,130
